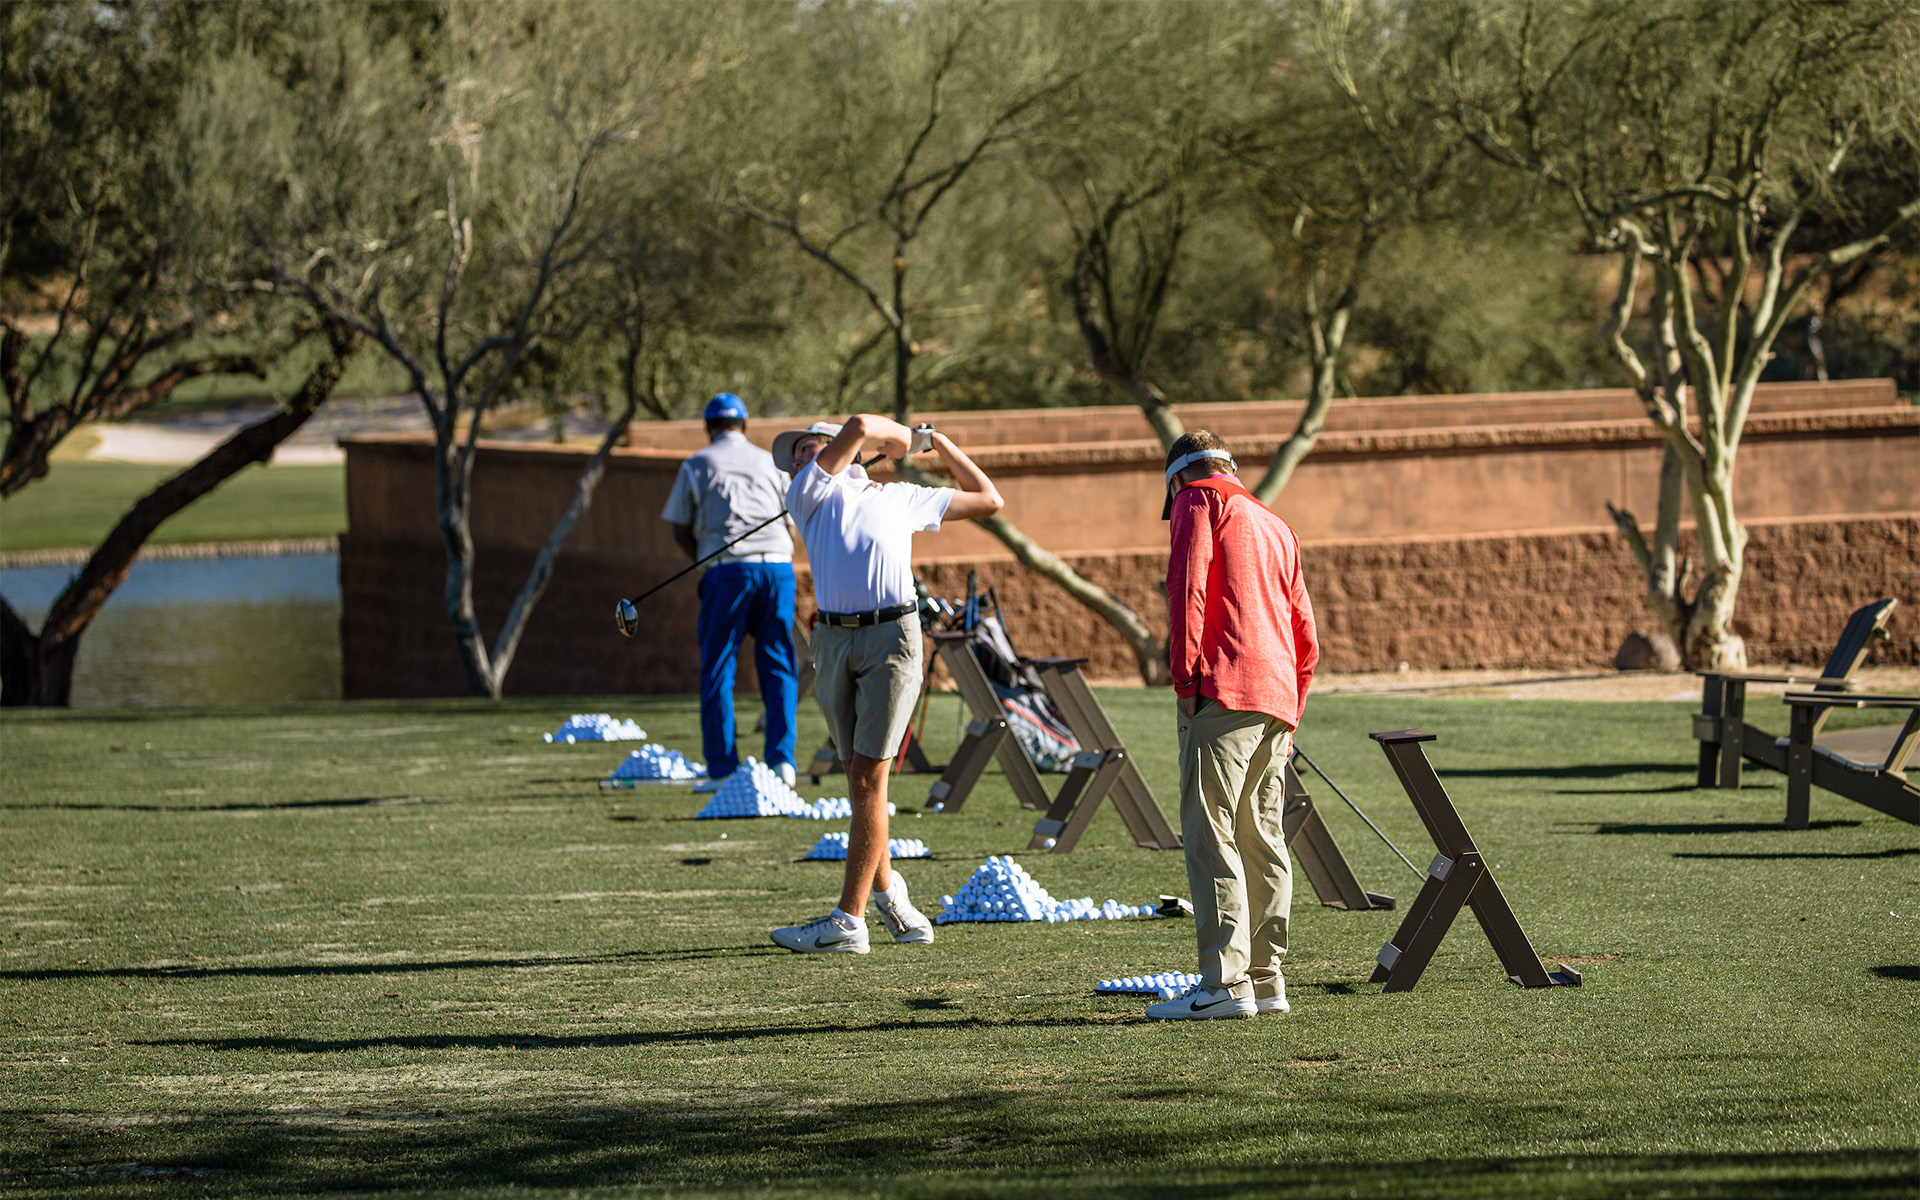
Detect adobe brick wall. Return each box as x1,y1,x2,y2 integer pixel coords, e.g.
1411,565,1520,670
338,382,1918,697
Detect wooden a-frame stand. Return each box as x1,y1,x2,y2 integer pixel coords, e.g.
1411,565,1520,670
1366,731,1581,993
925,633,1055,812
1022,658,1180,852
1280,756,1396,911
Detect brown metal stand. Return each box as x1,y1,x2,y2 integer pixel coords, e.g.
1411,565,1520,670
1024,658,1180,851
1366,731,1581,993
924,633,1053,811
1281,758,1396,911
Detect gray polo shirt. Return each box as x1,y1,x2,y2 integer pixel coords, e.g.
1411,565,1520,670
660,432,794,563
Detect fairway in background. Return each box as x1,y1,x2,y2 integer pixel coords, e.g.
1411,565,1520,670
0,461,346,552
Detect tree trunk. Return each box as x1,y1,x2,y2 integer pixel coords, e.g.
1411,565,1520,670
974,513,1170,687
1251,304,1348,505
0,327,359,707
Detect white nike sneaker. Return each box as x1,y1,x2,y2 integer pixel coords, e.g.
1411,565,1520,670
1145,982,1254,1021
692,772,727,794
776,762,797,787
1255,993,1290,1015
771,913,869,954
871,876,935,945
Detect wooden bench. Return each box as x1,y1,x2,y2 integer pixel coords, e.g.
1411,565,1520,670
1694,598,1897,788
1780,692,1920,830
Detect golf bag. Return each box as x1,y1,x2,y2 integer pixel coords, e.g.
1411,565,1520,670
949,576,1080,773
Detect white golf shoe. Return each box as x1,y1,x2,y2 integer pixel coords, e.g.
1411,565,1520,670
1255,978,1290,1015
692,772,727,794
871,875,935,945
776,761,797,787
1145,981,1254,1021
771,912,869,954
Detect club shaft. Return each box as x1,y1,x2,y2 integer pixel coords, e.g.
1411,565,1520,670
623,452,887,609
1294,745,1426,879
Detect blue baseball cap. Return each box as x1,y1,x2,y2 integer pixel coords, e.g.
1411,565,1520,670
703,393,749,421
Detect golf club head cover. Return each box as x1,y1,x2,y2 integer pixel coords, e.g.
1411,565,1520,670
909,423,935,455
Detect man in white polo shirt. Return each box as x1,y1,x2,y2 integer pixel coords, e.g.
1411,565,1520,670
766,413,1004,953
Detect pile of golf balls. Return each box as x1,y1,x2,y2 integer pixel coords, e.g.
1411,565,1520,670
601,744,705,786
695,758,808,818
789,797,895,820
803,832,931,861
933,856,1159,924
544,714,647,743
1096,972,1202,1000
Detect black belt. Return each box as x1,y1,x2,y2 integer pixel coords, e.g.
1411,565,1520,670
817,602,916,629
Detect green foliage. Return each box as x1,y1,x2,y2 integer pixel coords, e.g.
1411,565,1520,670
2,690,1917,1196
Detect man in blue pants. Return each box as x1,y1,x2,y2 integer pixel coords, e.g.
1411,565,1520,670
661,394,799,790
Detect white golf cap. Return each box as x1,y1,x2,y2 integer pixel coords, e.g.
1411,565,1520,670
772,421,844,475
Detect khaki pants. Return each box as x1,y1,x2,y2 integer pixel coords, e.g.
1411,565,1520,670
1176,698,1294,998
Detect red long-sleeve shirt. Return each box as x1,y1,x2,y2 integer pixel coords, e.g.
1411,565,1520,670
1167,475,1319,728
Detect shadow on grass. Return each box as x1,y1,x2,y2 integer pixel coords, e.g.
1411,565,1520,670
0,945,783,983
1869,965,1920,982
1580,820,1861,835
1443,763,1695,780
130,1014,1136,1056
1675,847,1920,861
0,795,461,813
6,1092,1916,1200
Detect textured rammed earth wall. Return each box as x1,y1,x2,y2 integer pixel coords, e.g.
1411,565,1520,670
906,516,1920,680
338,382,1918,697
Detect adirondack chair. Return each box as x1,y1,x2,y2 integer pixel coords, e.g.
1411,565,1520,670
1693,598,1898,788
1778,692,1920,830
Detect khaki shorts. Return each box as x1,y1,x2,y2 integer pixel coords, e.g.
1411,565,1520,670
811,615,923,760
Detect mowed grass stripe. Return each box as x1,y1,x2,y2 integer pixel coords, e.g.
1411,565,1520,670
1,691,1916,1198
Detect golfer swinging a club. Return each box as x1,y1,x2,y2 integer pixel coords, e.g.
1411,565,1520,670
767,414,1003,953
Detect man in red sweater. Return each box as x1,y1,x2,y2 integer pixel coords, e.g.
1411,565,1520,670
1147,430,1320,1021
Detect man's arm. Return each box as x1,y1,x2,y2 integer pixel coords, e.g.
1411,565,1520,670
930,432,1002,521
1167,492,1214,714
669,522,698,562
814,413,910,477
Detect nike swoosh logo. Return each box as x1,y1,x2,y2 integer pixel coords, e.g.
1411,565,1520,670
1190,995,1239,1011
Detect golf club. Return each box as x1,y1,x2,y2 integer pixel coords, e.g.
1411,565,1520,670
615,447,897,637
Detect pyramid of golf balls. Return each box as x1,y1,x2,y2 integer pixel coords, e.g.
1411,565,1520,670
601,744,705,786
544,714,647,743
790,797,895,820
803,832,931,860
1096,972,1202,1000
933,856,1159,924
694,758,808,818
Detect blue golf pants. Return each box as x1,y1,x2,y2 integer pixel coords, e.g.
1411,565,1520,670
696,562,798,778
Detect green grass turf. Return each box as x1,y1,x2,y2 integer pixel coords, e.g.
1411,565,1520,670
1,690,1916,1199
0,462,345,553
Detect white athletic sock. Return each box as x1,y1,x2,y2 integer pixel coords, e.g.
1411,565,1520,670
830,907,861,930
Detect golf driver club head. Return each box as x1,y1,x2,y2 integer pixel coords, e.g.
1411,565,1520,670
615,599,639,637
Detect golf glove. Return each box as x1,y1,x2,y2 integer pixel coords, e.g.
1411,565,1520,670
909,423,935,455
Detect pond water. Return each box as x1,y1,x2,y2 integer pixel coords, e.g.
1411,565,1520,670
0,554,340,707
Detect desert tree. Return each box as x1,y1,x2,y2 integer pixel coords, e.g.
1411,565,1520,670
0,1,372,706
1214,0,1461,502
240,1,710,698
1434,0,1920,667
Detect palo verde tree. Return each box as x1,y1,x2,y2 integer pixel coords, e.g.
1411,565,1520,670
228,2,709,698
1434,0,1920,667
0,1,369,706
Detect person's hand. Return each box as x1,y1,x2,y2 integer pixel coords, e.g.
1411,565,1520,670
1178,694,1198,718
